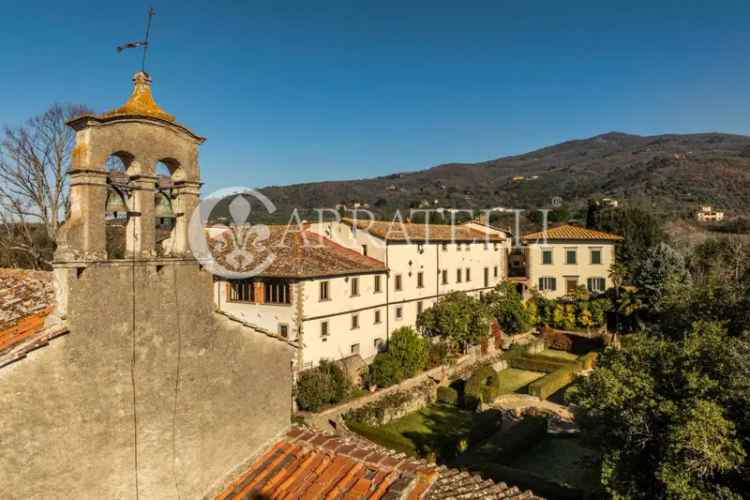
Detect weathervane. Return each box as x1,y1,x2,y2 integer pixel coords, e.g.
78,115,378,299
116,7,156,72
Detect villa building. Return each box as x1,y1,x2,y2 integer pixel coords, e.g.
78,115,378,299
212,218,508,369
518,224,623,298
695,205,725,222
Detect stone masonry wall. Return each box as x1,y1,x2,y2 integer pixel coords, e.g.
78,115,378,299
0,260,293,500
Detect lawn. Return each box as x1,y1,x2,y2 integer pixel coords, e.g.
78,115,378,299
533,349,580,362
347,403,502,460
496,368,545,394
512,435,601,493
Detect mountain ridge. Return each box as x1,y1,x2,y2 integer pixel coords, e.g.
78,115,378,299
249,131,750,223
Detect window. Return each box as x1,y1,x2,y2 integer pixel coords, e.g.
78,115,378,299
321,321,329,338
279,324,289,338
417,271,424,289
587,277,606,292
441,269,448,285
417,243,424,254
484,267,489,287
565,248,577,265
493,242,499,251
417,301,423,316
590,248,602,265
465,268,471,282
303,361,313,369
542,249,553,265
362,244,368,256
394,274,402,291
493,266,498,278
265,279,290,304
229,280,254,302
395,306,403,319
350,277,359,296
351,313,359,330
442,243,448,251
319,281,329,301
374,309,381,324
374,275,382,293
374,338,385,351
456,269,462,283
351,343,360,354
538,277,557,291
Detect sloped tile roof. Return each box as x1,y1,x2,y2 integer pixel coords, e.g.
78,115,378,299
342,218,505,243
0,269,66,368
216,427,542,500
207,226,387,278
523,224,623,242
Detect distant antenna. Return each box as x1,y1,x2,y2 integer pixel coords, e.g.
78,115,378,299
116,7,156,72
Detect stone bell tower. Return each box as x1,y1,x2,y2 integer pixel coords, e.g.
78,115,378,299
56,71,204,261
1,72,294,499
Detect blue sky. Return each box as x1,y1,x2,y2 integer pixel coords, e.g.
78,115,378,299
2,1,749,194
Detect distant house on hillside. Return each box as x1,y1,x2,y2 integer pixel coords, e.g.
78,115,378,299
695,205,725,222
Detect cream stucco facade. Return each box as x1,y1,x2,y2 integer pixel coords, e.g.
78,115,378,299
525,241,615,298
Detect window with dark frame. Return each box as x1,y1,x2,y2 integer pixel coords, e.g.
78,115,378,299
350,343,360,354
442,269,448,285
542,249,553,265
395,274,402,291
456,269,462,283
591,248,602,265
417,271,424,288
350,277,359,296
417,301,423,316
351,313,359,330
539,277,557,291
587,276,606,292
265,279,291,304
321,321,329,338
396,306,403,319
565,248,577,265
229,280,254,302
319,281,329,301
374,309,381,324
279,324,289,338
374,275,382,293
465,268,471,282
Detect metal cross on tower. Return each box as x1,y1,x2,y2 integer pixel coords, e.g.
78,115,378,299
116,7,156,72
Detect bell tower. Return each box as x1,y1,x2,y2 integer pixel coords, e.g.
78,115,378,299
56,71,205,262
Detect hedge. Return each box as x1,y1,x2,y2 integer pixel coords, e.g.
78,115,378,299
509,355,572,374
578,351,599,370
437,386,459,406
464,364,501,409
542,330,573,351
528,365,577,400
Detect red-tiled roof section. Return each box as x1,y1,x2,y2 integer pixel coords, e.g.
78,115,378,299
217,427,541,500
342,218,505,242
208,226,387,278
0,269,66,368
523,224,623,242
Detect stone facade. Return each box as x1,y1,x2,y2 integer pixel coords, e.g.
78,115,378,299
0,72,294,499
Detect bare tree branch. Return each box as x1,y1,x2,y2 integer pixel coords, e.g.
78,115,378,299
0,103,92,269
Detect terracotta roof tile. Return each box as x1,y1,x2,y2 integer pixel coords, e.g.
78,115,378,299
207,226,387,278
343,218,505,242
0,269,66,369
523,224,623,242
216,427,542,500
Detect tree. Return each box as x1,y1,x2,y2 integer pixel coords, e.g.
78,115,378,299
0,103,91,269
571,322,750,499
416,292,490,353
388,326,427,377
295,359,352,412
483,281,532,335
589,206,667,279
365,353,404,388
633,242,692,314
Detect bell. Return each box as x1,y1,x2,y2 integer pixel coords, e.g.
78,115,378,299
105,188,128,216
154,192,175,219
